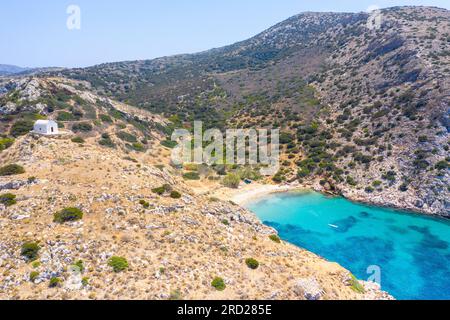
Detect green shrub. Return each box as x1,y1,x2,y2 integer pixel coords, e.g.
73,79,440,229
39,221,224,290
81,277,89,287
245,258,260,270
139,200,150,208
222,219,230,226
152,184,172,195
365,187,374,193
53,207,83,223
72,122,93,132
99,137,116,148
10,120,34,137
71,136,85,144
222,173,241,189
0,193,17,207
99,114,113,123
0,137,14,151
435,160,448,170
399,183,409,192
349,274,365,294
21,242,40,261
170,191,182,199
72,260,85,273
29,271,40,282
269,235,281,243
183,172,200,180
57,111,76,121
117,131,137,143
211,277,226,291
130,142,145,152
0,164,25,176
169,290,183,300
161,140,177,149
49,277,62,288
108,256,129,273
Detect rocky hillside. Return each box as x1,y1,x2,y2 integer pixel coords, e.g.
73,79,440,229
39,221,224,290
0,131,392,300
0,77,169,155
57,6,449,216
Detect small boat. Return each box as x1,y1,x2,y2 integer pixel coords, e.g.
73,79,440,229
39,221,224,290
328,224,339,229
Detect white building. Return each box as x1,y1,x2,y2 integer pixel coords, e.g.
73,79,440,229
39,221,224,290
33,120,59,135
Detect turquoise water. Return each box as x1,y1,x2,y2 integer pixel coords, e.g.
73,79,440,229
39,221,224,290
246,191,450,300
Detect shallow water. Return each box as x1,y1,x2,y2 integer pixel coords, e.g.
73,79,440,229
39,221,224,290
246,191,450,300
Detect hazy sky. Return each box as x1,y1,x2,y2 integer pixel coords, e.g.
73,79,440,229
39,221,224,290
1,0,449,68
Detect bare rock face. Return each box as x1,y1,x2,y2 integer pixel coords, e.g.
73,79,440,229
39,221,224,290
0,101,17,115
293,278,324,300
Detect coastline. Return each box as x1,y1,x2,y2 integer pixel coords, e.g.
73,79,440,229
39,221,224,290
209,182,309,206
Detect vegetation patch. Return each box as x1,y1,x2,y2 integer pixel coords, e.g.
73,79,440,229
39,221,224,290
108,256,129,272
183,172,200,180
0,164,25,176
0,193,17,207
170,191,182,199
269,235,281,243
349,274,366,294
49,277,62,288
0,137,14,151
245,258,260,270
53,207,84,223
72,122,93,132
71,136,85,144
10,120,34,137
117,131,137,143
21,242,40,261
211,277,226,291
152,184,172,195
222,173,241,189
161,140,177,149
29,271,40,282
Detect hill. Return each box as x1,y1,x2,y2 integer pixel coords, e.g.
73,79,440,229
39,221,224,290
55,6,449,216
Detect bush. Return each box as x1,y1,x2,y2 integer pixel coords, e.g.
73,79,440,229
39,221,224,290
349,274,365,294
269,235,281,243
57,111,75,121
130,142,145,152
29,271,40,282
139,200,150,209
72,260,85,273
117,131,137,143
49,277,62,288
435,160,448,170
108,256,129,272
222,173,241,189
71,136,85,144
10,120,34,137
152,184,172,195
211,277,226,291
245,258,259,270
99,137,116,148
72,122,93,132
54,207,83,223
161,140,177,149
365,187,374,193
21,242,40,261
170,191,182,199
0,137,14,151
0,164,25,176
99,114,113,123
0,193,17,207
183,172,200,180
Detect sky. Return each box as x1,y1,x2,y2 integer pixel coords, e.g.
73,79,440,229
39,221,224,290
0,0,449,68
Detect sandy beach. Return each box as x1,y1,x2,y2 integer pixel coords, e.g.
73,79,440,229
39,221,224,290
207,182,309,206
